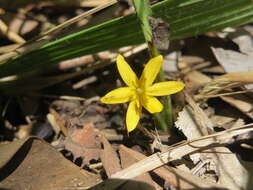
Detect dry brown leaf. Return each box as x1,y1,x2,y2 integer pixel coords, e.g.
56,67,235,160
176,94,253,190
230,28,253,56
100,136,121,177
212,47,253,73
0,138,29,169
175,106,206,140
110,123,253,190
49,107,68,136
176,93,213,165
64,123,101,165
210,114,238,128
88,178,155,190
0,137,100,189
119,146,162,190
175,93,213,138
211,34,253,90
211,147,253,190
221,95,253,120
198,35,253,99
184,71,211,94
117,145,225,190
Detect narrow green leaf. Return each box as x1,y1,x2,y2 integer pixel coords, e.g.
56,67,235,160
132,0,153,42
0,0,253,78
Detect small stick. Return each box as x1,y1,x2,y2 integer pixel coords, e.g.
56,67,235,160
35,0,118,40
0,19,25,44
195,88,253,100
29,93,86,101
110,123,253,179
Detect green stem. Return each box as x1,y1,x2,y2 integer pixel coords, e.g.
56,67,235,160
148,42,173,132
132,0,173,132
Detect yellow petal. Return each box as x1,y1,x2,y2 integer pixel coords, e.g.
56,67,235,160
100,87,134,104
146,81,185,96
141,95,163,113
126,100,141,132
116,55,138,87
139,55,163,88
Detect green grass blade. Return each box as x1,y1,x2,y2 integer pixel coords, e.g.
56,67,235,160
132,0,153,42
0,0,253,77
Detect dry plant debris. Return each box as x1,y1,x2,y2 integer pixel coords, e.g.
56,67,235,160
100,136,121,177
63,122,101,166
1,1,253,190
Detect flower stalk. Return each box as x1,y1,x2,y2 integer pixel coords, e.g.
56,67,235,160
100,0,185,133
133,0,174,132
148,41,173,132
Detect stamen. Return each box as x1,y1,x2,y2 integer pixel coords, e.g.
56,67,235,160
136,88,143,94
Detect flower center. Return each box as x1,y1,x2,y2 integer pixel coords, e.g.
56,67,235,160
136,87,144,95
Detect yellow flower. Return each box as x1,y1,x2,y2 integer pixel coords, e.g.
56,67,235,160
100,55,184,132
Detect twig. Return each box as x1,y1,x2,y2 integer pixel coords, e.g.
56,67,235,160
0,19,25,44
29,93,86,101
110,123,253,179
36,0,117,40
118,145,226,189
0,44,19,53
195,88,253,100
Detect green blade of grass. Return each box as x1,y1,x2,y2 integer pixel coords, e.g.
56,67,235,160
0,0,253,78
132,0,153,42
